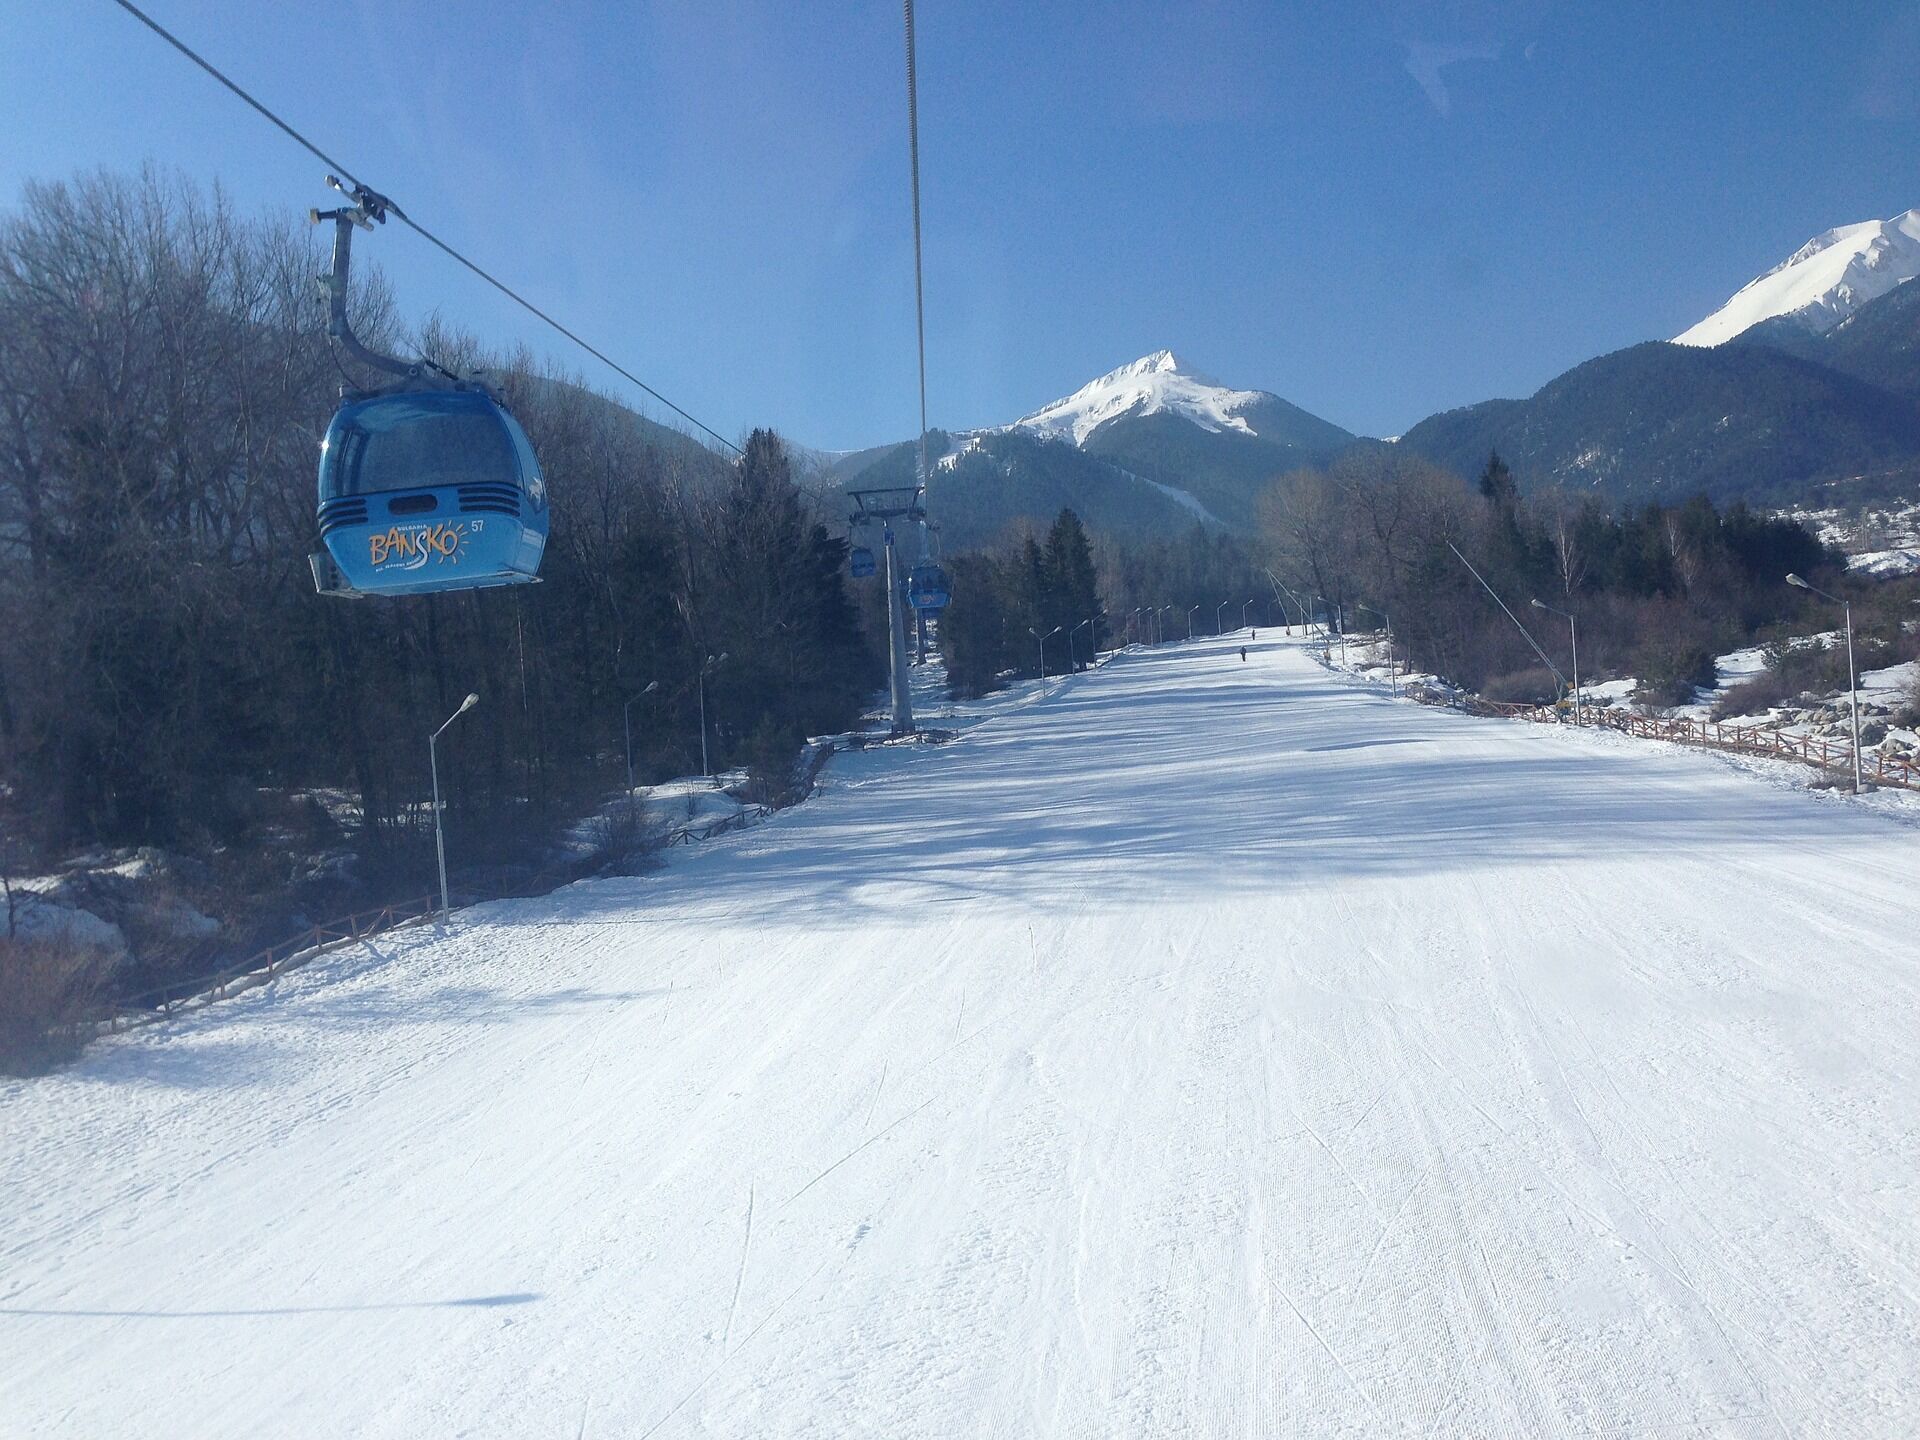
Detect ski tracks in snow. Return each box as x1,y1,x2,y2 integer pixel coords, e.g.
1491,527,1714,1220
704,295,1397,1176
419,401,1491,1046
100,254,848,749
4,637,1919,1436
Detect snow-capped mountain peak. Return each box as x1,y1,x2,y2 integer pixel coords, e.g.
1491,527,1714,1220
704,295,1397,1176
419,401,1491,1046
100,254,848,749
1011,351,1268,446
1674,208,1920,347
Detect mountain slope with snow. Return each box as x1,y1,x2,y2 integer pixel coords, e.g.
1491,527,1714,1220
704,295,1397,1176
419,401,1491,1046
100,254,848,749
1010,349,1354,457
1014,350,1265,444
817,429,1212,550
1675,208,1920,347
1005,351,1353,529
5,638,1920,1436
827,353,1353,537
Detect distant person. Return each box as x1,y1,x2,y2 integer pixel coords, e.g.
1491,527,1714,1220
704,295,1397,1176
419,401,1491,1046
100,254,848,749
1250,630,1257,640
1239,646,1247,662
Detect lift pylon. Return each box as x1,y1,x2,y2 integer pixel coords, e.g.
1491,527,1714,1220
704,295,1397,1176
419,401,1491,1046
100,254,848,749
848,486,926,736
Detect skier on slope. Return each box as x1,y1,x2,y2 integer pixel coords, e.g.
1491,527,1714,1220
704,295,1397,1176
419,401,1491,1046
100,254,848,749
1239,646,1247,662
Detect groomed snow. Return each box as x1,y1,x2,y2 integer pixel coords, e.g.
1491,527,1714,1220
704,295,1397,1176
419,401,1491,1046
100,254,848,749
1674,208,1920,347
1011,350,1269,446
5,636,1920,1437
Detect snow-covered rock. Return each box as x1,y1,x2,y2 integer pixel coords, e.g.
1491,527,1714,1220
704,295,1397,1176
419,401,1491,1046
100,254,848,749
8,897,128,958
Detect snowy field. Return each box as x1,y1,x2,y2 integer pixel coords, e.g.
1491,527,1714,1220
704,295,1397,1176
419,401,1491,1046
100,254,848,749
4,635,1919,1438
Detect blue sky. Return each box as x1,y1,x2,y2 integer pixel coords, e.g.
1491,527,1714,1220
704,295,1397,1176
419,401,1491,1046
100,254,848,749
5,1,1918,448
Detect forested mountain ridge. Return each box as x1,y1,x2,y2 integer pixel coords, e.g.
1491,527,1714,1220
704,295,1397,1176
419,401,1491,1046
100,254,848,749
1396,315,1920,511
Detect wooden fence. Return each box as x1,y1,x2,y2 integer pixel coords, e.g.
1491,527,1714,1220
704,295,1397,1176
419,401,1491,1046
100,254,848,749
1428,691,1920,790
97,892,440,1035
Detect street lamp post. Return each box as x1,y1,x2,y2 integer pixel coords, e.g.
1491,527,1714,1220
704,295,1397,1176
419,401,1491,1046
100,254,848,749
1529,598,1581,724
429,692,479,921
1265,569,1309,636
1787,573,1864,793
1028,624,1063,678
1353,604,1396,696
1186,605,1199,640
1241,598,1255,631
1314,596,1345,665
623,680,659,817
1216,599,1231,635
698,652,728,782
1071,617,1094,669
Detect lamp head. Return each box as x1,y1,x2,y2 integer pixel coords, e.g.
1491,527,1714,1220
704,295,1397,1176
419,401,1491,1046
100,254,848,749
460,692,479,713
1529,598,1545,610
1785,573,1808,590
643,680,659,694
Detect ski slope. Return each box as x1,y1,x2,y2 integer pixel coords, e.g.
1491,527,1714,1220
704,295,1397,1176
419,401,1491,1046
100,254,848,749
5,636,1919,1438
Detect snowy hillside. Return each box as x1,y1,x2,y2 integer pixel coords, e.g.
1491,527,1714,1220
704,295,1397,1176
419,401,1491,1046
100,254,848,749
5,636,1920,1436
1675,208,1920,347
1010,350,1273,445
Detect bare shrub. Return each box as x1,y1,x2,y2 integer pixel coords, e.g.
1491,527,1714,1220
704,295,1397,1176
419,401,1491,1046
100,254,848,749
741,717,805,809
587,799,660,876
1713,669,1797,720
1482,667,1560,705
0,935,110,1075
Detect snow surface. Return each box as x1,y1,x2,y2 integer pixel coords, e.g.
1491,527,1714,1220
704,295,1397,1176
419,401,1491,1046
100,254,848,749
1674,208,1920,346
1011,350,1270,446
6,635,1920,1437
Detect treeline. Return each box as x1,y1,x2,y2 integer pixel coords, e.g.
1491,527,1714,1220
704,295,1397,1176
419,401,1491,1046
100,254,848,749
1259,446,1841,703
1093,527,1276,642
937,510,1104,696
0,170,880,886
933,514,1281,698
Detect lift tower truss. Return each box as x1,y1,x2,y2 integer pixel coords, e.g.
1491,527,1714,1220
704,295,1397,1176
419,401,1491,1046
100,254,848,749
848,486,925,736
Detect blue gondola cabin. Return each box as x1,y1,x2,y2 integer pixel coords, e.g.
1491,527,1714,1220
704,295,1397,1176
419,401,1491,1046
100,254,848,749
312,389,549,598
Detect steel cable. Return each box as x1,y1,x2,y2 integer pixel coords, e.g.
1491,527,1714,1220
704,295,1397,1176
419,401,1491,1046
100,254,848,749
106,0,743,455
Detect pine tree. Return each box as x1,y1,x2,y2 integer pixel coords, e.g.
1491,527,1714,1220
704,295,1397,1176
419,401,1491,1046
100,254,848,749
1044,509,1101,664
1478,450,1518,509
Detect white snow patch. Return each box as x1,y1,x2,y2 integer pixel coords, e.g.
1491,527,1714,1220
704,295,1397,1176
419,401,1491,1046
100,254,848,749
1127,470,1219,525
